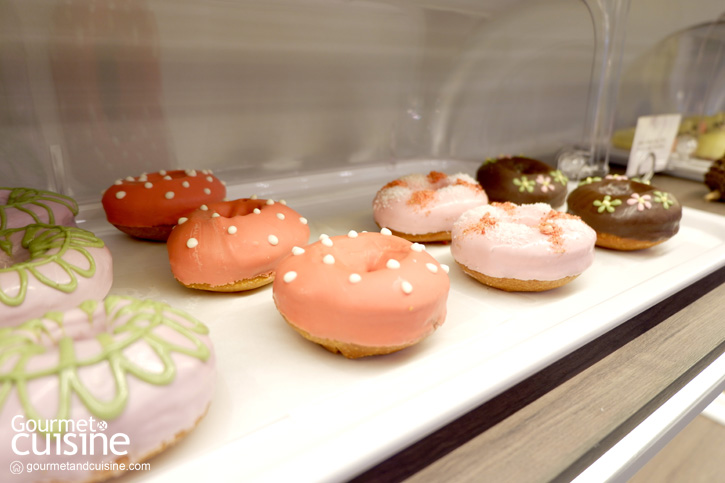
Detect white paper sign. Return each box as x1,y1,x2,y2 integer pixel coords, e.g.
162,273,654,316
626,114,682,178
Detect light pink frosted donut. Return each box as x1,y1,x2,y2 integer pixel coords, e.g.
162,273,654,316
272,230,450,358
451,202,596,291
372,171,488,242
1,187,78,230
0,224,113,326
0,296,215,483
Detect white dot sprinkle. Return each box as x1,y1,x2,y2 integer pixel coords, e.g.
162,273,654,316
186,169,197,176
426,263,439,273
300,217,308,225
386,259,401,269
178,217,188,224
253,208,261,214
266,199,275,205
165,191,175,199
201,169,209,175
323,254,335,265
186,238,198,248
268,235,279,246
227,226,237,234
276,213,285,220
139,175,148,182
163,175,172,180
200,205,208,211
159,170,167,175
411,243,425,252
204,188,211,195
144,182,153,189
348,230,358,238
114,179,122,185
283,271,297,283
349,273,362,283
211,213,220,218
441,264,450,273
182,181,190,188
221,180,227,186
381,228,392,236
292,246,305,255
125,176,134,181
206,176,213,182
250,194,258,200
115,191,126,199
322,238,333,247
401,281,413,294
279,199,287,205
319,233,329,240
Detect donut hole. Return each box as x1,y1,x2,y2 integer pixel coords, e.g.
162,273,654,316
363,247,410,272
210,200,265,218
0,237,31,268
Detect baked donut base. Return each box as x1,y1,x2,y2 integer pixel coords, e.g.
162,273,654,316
595,233,665,251
113,224,174,242
375,223,451,243
179,272,274,292
84,404,210,483
278,312,433,359
457,262,579,292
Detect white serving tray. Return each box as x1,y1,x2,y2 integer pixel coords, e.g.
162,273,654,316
76,159,725,483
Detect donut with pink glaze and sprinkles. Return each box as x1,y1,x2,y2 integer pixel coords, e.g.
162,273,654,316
452,202,596,292
101,169,226,241
372,171,488,242
272,229,450,358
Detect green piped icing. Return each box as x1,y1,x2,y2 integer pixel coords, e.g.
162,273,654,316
578,176,602,186
0,224,105,307
1,187,79,230
0,296,211,432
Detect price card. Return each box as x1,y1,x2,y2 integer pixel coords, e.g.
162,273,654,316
626,114,682,178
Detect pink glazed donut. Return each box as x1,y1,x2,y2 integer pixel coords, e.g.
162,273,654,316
0,296,215,483
451,202,596,292
1,187,78,230
272,229,450,358
373,171,488,242
0,224,113,326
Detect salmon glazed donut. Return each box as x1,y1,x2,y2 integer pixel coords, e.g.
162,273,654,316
0,224,113,326
452,203,596,292
0,296,215,483
1,187,78,229
101,169,226,241
272,229,450,358
372,171,487,242
167,198,310,291
567,176,682,250
476,156,568,208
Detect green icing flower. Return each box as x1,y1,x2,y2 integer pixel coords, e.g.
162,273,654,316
578,176,602,186
653,191,674,209
593,195,622,213
551,170,568,185
483,157,498,165
513,176,535,193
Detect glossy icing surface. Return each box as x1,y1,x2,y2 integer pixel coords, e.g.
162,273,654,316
372,171,487,235
167,198,310,287
272,231,450,347
101,169,226,228
475,156,568,207
567,177,682,242
0,224,113,326
451,203,596,281
0,187,78,230
0,296,215,482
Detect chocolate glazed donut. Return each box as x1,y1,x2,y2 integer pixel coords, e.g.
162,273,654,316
567,177,682,250
476,156,568,207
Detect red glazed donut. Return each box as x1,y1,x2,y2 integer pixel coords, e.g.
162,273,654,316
476,156,568,208
167,198,310,291
101,169,226,241
272,229,450,358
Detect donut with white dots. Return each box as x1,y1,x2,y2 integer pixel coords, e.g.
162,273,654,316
272,229,450,358
167,198,310,292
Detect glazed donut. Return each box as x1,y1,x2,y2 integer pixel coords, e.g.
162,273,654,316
1,187,78,230
101,169,226,241
272,229,450,358
476,156,568,207
0,224,113,326
372,171,488,242
0,295,215,483
567,176,682,250
167,198,310,291
451,202,596,292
